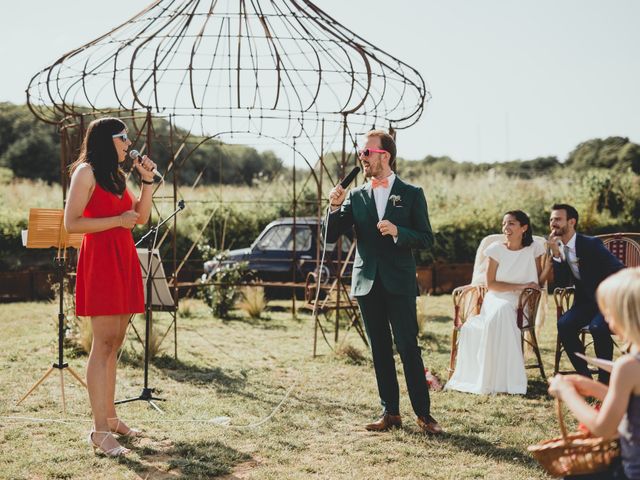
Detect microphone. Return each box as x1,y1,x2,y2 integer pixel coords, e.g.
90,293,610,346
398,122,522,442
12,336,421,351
339,166,361,189
129,150,164,181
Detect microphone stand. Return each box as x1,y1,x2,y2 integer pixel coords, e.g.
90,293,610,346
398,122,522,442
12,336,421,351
116,200,185,412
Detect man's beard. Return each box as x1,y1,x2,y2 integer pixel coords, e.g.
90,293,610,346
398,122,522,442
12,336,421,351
552,226,567,237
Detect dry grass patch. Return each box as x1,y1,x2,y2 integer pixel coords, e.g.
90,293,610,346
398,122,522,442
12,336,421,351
0,296,587,479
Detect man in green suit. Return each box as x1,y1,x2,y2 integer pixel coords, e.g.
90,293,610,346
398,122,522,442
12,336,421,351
325,130,442,435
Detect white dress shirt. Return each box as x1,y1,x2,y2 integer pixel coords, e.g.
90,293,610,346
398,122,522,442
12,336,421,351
329,173,398,242
554,232,581,280
372,173,396,221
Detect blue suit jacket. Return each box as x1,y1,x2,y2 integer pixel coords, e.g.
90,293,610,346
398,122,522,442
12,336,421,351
552,233,624,305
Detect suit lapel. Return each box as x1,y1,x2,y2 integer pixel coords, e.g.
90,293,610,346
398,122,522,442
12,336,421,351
575,234,583,278
361,183,378,222
382,177,405,221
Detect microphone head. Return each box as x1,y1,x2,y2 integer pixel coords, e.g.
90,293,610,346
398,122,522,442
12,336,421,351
339,166,361,189
128,149,140,160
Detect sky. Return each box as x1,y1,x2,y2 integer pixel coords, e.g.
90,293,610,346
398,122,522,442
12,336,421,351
1,0,639,164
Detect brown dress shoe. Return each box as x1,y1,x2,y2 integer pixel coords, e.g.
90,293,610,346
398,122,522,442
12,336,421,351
416,415,443,435
365,413,402,432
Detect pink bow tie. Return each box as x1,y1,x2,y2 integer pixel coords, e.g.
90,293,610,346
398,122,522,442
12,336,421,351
371,177,389,189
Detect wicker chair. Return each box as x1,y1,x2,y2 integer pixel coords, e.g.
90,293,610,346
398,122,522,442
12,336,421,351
553,233,640,375
448,235,547,380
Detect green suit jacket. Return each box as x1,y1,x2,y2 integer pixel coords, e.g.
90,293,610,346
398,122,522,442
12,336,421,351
324,177,433,297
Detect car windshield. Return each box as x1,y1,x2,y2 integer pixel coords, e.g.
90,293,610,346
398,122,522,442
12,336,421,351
257,225,312,251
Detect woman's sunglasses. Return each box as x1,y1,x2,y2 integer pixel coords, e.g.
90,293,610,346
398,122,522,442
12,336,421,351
112,132,129,142
358,148,387,158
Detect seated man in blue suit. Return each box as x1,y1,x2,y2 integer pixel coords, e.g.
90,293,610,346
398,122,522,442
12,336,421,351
549,204,624,384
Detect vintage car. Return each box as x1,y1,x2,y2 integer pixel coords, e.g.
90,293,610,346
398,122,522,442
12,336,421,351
203,217,353,295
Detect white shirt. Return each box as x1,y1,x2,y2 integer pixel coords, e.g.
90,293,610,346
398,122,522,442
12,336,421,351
329,172,398,242
553,232,581,280
372,173,396,221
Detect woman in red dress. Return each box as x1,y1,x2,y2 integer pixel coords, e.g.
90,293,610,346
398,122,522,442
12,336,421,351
64,117,157,456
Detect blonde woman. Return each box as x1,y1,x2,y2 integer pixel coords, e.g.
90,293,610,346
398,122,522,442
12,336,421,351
549,267,640,479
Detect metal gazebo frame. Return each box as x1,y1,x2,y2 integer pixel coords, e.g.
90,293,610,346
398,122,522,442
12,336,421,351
26,0,429,356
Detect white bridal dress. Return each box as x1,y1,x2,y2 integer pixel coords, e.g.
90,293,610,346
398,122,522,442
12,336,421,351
446,241,545,395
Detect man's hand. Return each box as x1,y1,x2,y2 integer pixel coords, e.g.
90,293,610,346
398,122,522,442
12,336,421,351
548,235,562,257
377,220,398,237
328,185,346,210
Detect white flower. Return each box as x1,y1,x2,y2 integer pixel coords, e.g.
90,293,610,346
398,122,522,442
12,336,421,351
389,194,402,207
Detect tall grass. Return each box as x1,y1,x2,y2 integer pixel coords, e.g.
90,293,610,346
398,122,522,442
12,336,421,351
236,286,268,319
3,170,637,269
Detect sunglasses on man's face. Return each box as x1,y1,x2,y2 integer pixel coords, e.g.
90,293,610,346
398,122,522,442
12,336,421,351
112,132,129,142
358,148,387,158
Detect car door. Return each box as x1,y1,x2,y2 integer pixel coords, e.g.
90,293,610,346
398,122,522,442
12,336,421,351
249,224,313,282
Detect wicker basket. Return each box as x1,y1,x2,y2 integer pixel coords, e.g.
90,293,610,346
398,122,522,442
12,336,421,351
528,399,620,477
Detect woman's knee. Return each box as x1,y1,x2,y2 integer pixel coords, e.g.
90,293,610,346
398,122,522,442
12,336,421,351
91,335,121,355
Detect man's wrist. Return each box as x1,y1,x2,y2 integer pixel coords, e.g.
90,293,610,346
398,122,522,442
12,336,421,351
141,179,154,185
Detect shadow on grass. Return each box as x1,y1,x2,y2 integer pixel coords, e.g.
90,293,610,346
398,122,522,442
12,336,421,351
419,330,450,354
120,439,252,479
525,378,552,399
426,314,453,324
230,316,289,330
152,355,248,389
431,431,540,469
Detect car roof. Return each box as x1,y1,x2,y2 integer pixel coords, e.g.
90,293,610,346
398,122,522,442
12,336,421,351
266,217,319,226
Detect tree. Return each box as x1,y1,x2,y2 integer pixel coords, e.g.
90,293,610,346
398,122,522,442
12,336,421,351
565,136,640,172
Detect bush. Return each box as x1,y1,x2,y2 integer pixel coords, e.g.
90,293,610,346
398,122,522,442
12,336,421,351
198,250,251,319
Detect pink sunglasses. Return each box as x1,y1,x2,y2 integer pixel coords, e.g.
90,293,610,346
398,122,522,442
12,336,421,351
358,148,387,158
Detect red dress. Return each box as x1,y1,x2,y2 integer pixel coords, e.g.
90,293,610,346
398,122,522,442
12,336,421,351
75,183,145,316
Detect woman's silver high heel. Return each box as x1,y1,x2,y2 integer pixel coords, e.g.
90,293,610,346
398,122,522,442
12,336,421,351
108,417,142,438
87,430,130,457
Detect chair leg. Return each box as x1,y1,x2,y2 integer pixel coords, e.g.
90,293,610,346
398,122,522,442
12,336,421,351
554,334,563,376
529,329,546,380
448,329,458,379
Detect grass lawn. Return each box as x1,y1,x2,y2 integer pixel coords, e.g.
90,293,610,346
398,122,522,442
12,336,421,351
0,295,582,479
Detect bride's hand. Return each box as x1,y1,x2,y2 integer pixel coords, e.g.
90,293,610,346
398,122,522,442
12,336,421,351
520,282,540,290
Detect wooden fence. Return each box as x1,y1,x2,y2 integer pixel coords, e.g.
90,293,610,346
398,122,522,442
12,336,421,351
0,263,474,302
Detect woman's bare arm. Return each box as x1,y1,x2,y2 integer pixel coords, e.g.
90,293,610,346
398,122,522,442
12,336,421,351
64,164,138,233
554,356,638,438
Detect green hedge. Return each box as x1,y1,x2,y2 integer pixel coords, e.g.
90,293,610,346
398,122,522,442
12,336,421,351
2,169,638,272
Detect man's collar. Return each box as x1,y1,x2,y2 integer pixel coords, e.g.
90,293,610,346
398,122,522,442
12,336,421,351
564,232,577,249
370,172,395,186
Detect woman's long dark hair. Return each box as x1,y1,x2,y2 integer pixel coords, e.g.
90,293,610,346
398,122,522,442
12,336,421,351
69,117,127,195
505,210,534,247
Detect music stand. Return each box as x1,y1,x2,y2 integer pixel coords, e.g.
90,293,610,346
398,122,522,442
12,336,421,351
115,200,185,412
17,209,85,413
126,249,177,354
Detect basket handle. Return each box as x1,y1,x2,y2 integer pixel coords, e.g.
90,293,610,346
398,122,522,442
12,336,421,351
555,398,569,442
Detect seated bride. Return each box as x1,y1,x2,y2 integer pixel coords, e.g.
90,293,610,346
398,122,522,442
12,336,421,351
445,210,551,395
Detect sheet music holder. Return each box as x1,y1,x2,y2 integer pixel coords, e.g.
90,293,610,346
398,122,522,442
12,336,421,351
136,248,175,311
575,352,614,373
17,209,85,413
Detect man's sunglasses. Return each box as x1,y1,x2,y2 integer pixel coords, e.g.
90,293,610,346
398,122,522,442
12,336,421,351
358,148,387,158
112,132,129,142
